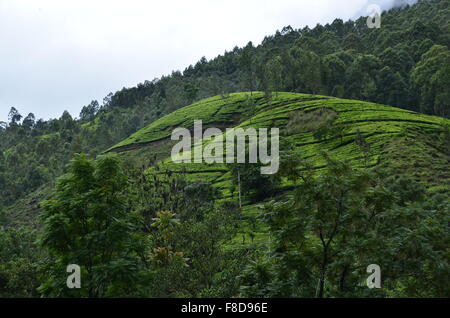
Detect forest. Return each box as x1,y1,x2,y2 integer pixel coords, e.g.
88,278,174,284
0,0,449,298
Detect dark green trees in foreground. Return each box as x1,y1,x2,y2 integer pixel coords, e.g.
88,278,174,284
239,155,449,298
23,152,447,298
39,154,144,297
36,154,242,297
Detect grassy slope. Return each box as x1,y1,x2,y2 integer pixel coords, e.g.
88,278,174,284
6,92,449,239
107,92,449,247
110,92,449,194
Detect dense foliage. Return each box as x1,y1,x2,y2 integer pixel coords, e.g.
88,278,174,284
37,154,246,297
239,155,449,297
1,0,449,209
0,0,449,298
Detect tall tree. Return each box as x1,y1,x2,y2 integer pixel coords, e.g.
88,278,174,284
22,113,36,130
8,107,22,125
39,154,144,297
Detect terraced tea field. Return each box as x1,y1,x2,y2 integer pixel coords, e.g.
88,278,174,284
110,92,449,198
106,92,450,246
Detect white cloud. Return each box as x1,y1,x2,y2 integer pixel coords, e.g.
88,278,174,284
0,0,417,122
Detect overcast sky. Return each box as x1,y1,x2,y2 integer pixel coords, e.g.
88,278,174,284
0,0,418,122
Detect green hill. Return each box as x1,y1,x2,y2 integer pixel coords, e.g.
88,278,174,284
5,92,448,230
109,92,450,199
1,0,449,299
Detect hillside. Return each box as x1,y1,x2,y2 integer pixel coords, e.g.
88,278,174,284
4,92,448,232
2,0,449,218
1,0,449,299
109,92,450,199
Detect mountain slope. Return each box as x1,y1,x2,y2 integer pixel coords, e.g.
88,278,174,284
5,92,448,230
110,92,450,198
